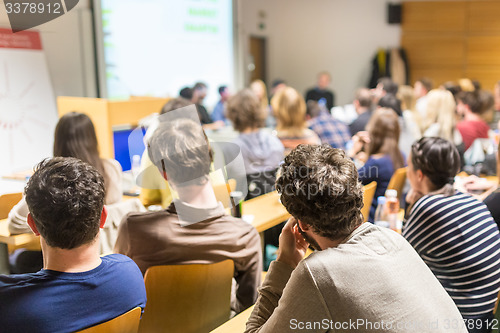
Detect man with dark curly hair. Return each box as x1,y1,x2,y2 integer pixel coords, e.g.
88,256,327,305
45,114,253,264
0,157,146,333
245,144,466,333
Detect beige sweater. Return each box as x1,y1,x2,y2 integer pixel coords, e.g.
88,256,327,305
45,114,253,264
246,223,467,333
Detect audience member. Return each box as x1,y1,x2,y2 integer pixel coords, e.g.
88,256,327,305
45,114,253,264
139,98,192,208
307,100,351,150
349,88,373,135
421,89,462,146
225,89,284,198
115,117,262,313
269,79,286,99
8,112,123,273
250,79,275,128
481,144,500,229
372,77,398,104
245,144,465,333
349,108,405,221
398,84,422,140
192,82,212,125
414,77,433,117
442,81,462,99
0,157,146,333
403,137,500,332
378,91,402,116
179,86,193,100
271,87,320,154
457,91,490,150
211,85,231,123
305,71,335,110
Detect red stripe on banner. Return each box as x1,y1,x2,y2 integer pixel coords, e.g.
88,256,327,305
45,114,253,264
0,28,42,50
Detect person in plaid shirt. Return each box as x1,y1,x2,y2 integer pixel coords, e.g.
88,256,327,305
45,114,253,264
307,99,351,150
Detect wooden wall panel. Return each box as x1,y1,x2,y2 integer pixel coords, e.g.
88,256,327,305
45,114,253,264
402,1,500,90
467,36,500,66
409,68,464,87
402,2,467,33
468,2,500,34
402,35,465,67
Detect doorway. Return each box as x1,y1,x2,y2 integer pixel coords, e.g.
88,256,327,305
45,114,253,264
249,36,267,84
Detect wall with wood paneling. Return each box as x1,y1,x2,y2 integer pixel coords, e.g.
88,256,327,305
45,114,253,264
402,1,500,90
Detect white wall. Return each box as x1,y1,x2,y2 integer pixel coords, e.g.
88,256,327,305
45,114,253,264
238,0,402,105
0,0,97,98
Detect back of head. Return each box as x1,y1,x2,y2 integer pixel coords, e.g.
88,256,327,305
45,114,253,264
179,87,193,100
442,81,462,98
354,88,373,108
478,90,494,115
271,79,285,89
416,77,433,94
226,88,266,132
276,144,363,240
411,137,460,192
458,78,475,92
378,77,398,95
457,90,482,114
148,118,212,187
271,86,306,131
249,79,268,107
25,157,105,249
367,108,404,170
306,100,322,119
424,89,456,140
160,97,192,116
378,93,402,116
53,112,105,183
397,85,416,112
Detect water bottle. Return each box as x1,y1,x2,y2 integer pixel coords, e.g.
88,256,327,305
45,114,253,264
374,196,389,229
386,189,402,233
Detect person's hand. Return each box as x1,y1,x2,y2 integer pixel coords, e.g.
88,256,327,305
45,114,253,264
276,217,309,269
406,188,425,207
351,131,370,155
463,176,496,192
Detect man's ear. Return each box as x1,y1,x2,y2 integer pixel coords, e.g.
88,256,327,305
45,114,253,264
417,169,424,182
297,219,310,231
27,213,40,236
99,206,108,229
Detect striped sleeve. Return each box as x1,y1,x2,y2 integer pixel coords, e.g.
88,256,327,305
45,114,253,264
402,192,500,316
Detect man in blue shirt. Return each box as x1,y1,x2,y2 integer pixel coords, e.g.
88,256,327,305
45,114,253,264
0,157,146,333
211,85,231,124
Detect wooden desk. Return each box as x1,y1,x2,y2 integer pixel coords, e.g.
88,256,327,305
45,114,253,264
244,191,290,233
211,305,254,333
0,218,39,274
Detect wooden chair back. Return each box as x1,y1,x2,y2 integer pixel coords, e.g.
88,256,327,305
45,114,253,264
139,260,234,333
0,193,22,220
213,179,237,208
78,307,141,333
387,167,407,200
361,182,377,222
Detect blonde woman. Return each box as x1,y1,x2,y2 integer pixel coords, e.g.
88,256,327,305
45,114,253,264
421,89,462,146
398,85,422,148
271,87,321,154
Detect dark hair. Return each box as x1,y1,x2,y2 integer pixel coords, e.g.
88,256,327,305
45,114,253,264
306,100,322,118
416,77,433,92
367,108,405,170
148,118,212,186
226,89,266,132
411,137,460,191
478,90,494,114
271,79,285,88
378,94,402,116
179,87,193,100
25,157,105,249
457,91,482,114
53,112,106,185
378,77,398,95
442,81,462,98
218,85,227,95
276,144,363,240
160,97,192,116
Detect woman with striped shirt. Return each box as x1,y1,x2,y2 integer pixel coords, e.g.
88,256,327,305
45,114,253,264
403,137,500,333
